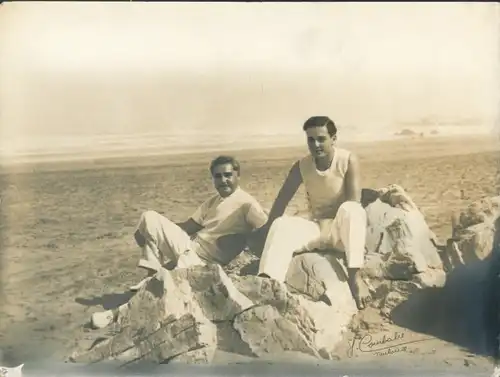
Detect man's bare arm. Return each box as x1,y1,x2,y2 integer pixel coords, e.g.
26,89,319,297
248,162,302,256
265,161,303,227
344,153,362,202
176,218,203,236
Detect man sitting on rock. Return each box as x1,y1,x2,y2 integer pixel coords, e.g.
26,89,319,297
253,116,371,310
129,154,269,291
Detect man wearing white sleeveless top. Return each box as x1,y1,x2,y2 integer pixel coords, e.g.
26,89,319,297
255,116,371,310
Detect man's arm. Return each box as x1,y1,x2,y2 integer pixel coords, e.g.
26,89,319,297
264,160,303,227
248,161,302,256
176,218,203,236
177,197,213,236
344,153,362,202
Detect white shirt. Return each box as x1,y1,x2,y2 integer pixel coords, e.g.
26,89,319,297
189,187,268,265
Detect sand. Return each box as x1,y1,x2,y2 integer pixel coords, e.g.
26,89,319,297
0,134,499,371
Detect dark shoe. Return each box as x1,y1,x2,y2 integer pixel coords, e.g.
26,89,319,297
163,260,177,270
129,276,153,292
318,292,333,306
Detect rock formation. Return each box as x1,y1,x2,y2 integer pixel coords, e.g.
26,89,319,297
447,196,500,266
443,196,500,357
69,184,453,365
361,184,446,319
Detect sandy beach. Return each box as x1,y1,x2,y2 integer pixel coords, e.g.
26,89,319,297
0,134,499,371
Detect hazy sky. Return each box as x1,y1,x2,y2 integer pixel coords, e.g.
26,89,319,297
0,2,498,153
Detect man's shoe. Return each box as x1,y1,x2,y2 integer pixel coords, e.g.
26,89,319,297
91,310,114,329
129,276,152,292
318,290,333,306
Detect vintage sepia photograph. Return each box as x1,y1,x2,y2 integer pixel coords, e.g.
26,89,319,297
0,2,499,376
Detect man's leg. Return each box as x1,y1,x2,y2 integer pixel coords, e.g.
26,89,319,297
257,216,320,283
135,210,191,268
130,210,192,291
310,201,371,310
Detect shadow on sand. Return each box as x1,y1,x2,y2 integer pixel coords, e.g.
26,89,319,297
391,219,500,358
75,291,135,310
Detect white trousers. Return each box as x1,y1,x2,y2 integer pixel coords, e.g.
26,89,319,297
258,201,367,283
135,210,206,271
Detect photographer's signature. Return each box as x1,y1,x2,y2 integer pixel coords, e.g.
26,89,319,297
348,331,433,357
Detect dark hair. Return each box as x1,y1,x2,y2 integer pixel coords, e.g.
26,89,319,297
209,155,241,175
302,116,337,137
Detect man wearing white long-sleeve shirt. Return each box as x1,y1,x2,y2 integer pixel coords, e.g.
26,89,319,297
253,116,371,310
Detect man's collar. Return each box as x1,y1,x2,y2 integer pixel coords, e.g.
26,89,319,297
217,186,242,199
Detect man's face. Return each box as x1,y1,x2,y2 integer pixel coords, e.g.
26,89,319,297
212,163,239,198
306,126,336,159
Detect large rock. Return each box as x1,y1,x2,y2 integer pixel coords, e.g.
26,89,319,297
70,264,254,364
283,252,358,352
453,196,500,233
231,274,352,359
446,196,500,265
361,185,446,318
453,222,496,263
71,184,455,364
233,305,319,358
70,264,354,364
443,196,500,355
364,193,443,278
70,266,220,364
365,194,500,357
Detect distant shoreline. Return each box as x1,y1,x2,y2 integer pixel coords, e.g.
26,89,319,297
0,134,498,174
1,126,494,161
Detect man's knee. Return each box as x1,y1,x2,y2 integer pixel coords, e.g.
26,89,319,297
338,201,366,219
140,210,160,224
135,210,161,245
272,216,287,227
339,200,363,212
138,210,161,231
270,215,297,231
265,216,294,239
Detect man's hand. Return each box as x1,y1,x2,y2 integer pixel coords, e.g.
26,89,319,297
177,218,203,236
292,247,309,257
